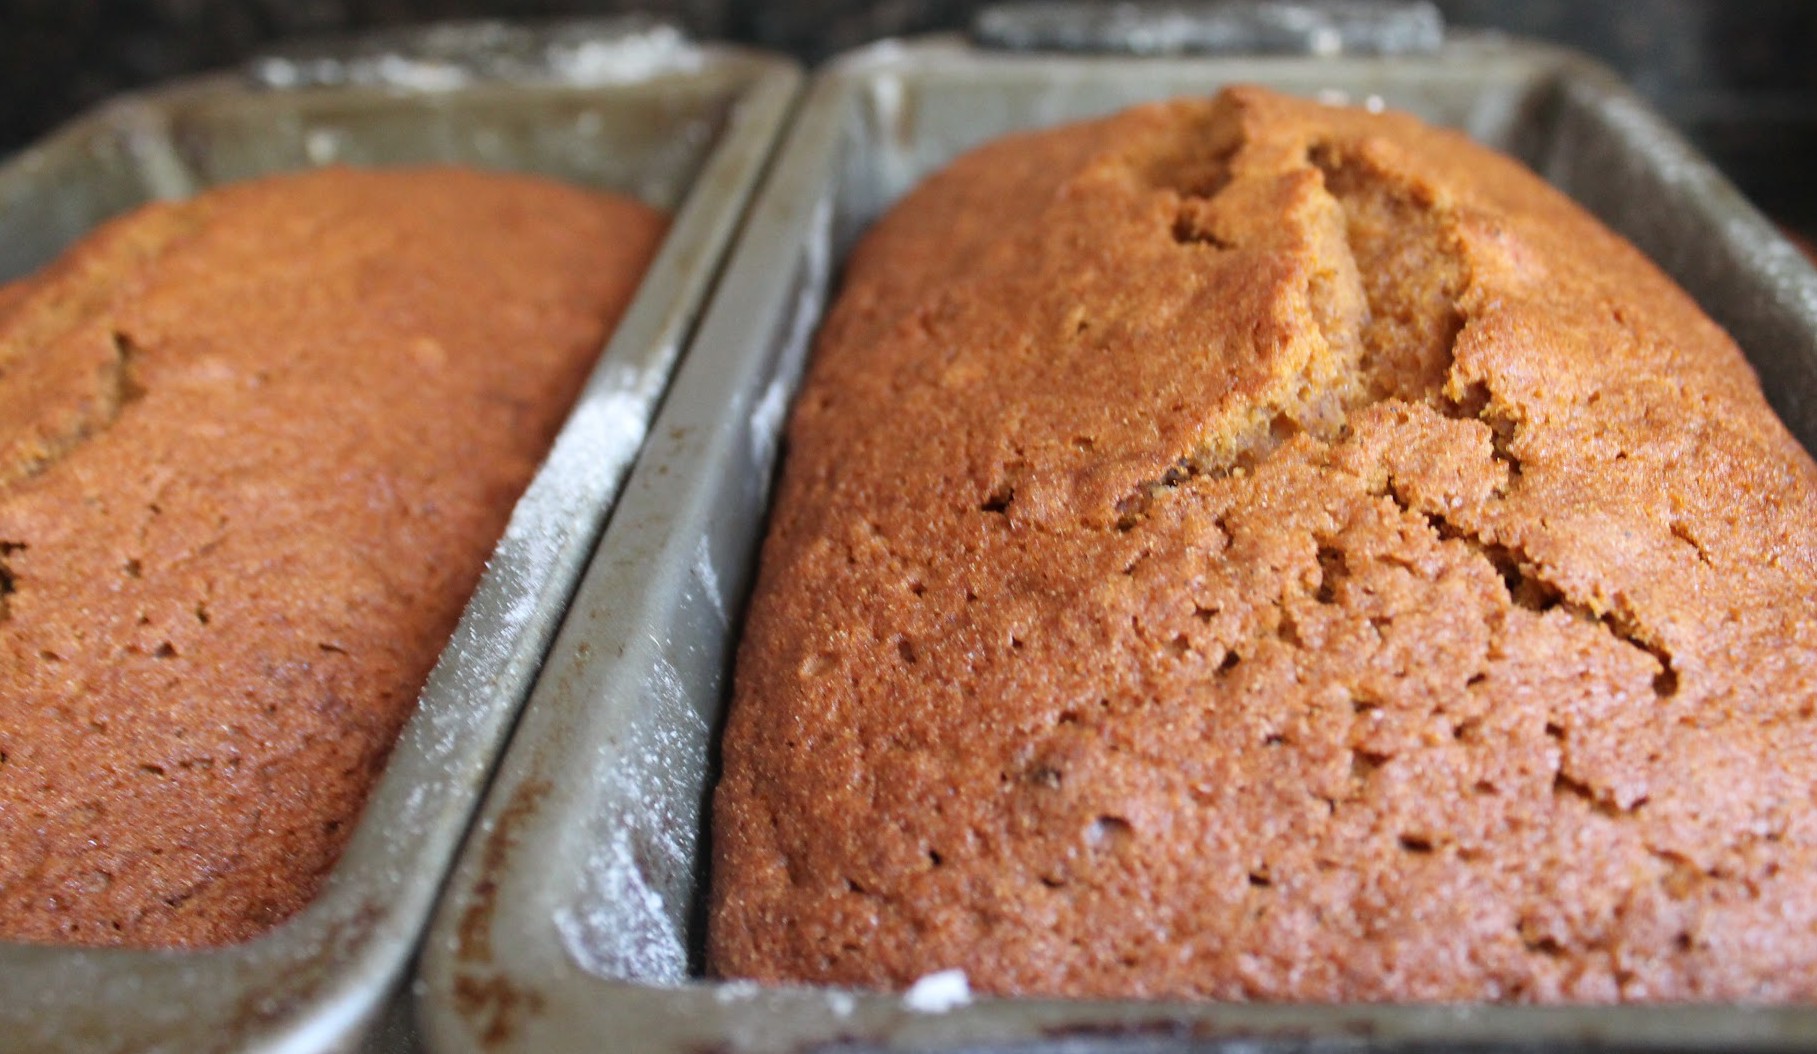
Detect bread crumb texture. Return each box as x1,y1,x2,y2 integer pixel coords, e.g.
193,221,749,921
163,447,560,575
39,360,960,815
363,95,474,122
709,86,1817,1001
0,167,665,947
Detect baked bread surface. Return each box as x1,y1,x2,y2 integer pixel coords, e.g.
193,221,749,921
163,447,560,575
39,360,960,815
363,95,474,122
709,86,1817,1001
0,166,666,947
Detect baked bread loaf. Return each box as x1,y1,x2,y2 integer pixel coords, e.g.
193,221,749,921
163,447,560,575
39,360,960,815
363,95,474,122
0,166,666,947
709,86,1817,1001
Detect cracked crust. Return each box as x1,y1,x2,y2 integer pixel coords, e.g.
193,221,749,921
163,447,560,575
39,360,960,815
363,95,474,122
0,167,667,947
708,87,1817,1001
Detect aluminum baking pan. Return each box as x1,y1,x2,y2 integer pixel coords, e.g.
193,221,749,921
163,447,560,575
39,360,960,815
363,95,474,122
0,16,798,1054
417,18,1817,1054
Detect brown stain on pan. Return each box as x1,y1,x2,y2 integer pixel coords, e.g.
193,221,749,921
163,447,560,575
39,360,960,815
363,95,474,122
451,973,549,1048
456,777,552,967
218,899,388,1054
452,776,553,1047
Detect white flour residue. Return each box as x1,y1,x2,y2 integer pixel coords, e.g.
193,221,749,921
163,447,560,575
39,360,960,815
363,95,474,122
254,21,699,91
864,74,921,205
304,128,345,164
693,535,727,625
751,194,831,479
485,370,652,650
555,651,710,984
749,375,789,480
554,826,686,982
713,980,763,1004
845,36,911,68
902,969,971,1013
550,25,701,84
252,56,347,89
372,53,473,91
403,358,658,793
648,652,698,735
499,363,655,553
868,72,905,142
253,56,306,87
543,383,653,500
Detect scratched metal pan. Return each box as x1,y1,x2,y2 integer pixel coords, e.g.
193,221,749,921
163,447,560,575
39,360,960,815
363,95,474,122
0,16,797,1054
417,7,1817,1054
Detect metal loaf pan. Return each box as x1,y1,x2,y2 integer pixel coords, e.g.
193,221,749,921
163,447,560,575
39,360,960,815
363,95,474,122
0,17,798,1054
417,12,1817,1054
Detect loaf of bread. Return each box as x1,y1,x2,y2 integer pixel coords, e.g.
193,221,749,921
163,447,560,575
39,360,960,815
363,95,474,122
0,166,665,947
709,86,1817,1001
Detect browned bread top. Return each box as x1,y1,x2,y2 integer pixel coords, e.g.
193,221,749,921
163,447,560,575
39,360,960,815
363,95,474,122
0,166,666,947
709,86,1817,1001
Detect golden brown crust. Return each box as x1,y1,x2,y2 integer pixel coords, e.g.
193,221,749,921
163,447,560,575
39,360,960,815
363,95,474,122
709,86,1817,1001
0,167,666,947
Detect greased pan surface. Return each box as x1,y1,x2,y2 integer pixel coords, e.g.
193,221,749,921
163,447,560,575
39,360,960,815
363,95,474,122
0,17,797,1054
418,27,1817,1054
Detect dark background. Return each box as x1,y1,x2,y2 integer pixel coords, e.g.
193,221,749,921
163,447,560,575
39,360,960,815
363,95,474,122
4,0,1816,230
